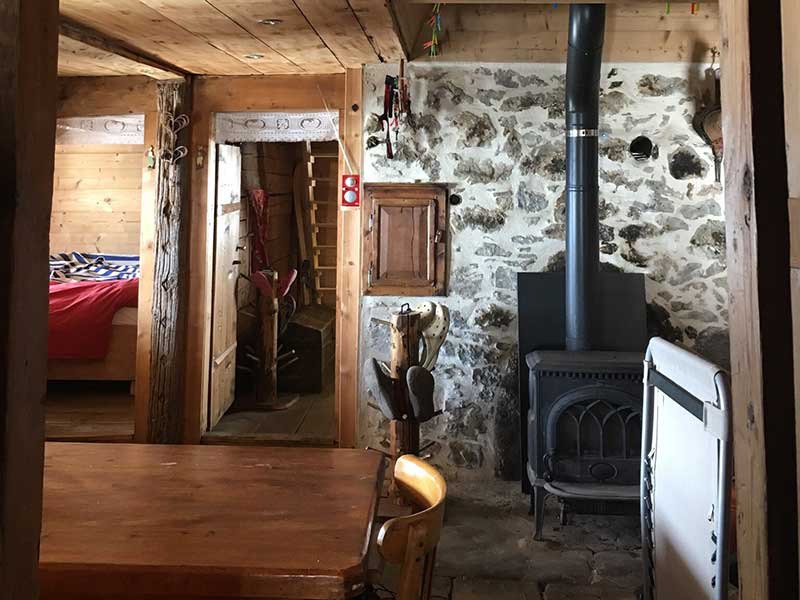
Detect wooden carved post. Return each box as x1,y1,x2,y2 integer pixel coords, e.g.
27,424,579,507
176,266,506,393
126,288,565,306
388,309,422,473
148,79,192,443
258,270,279,406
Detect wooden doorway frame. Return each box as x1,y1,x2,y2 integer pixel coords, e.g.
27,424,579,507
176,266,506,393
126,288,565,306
54,77,160,443
184,72,362,447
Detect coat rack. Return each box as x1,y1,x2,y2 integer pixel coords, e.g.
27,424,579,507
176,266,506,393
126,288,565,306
371,302,450,501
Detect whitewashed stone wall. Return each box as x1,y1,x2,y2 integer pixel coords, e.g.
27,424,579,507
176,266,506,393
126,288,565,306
359,63,728,479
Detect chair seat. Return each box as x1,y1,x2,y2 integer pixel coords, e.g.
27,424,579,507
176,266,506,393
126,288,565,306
543,480,639,501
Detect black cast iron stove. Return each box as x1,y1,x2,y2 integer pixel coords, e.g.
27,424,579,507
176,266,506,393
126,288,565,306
517,4,647,539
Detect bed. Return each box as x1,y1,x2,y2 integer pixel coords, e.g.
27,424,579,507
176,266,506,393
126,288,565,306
47,253,140,384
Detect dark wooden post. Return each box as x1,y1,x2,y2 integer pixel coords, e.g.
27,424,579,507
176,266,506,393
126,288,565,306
387,309,422,502
148,79,193,443
719,0,798,596
0,0,59,594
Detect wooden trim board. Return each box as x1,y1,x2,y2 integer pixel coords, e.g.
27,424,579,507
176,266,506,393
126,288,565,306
336,68,364,448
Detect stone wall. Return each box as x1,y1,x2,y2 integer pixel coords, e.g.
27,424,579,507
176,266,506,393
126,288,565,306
359,63,728,479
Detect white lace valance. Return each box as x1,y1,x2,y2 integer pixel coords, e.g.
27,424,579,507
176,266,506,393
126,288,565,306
214,111,340,143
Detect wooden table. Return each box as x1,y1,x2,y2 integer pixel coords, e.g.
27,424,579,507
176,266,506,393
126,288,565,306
40,443,385,600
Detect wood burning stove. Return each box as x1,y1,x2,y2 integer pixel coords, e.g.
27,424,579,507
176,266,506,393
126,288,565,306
516,4,649,539
527,351,643,539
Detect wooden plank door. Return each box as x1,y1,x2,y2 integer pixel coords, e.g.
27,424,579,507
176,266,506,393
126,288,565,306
208,144,241,430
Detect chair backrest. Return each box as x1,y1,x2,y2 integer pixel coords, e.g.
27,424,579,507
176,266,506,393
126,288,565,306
377,455,446,600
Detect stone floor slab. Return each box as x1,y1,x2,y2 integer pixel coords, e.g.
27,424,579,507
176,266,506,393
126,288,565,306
453,577,543,600
543,583,638,600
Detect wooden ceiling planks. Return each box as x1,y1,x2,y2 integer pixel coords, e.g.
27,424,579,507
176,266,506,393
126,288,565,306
59,0,259,74
137,0,300,74
348,0,406,62
205,0,345,73
293,0,379,67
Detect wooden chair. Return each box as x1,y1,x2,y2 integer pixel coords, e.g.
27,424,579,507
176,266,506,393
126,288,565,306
377,455,447,600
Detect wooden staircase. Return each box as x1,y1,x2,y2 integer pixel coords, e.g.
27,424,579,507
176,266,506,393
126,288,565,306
297,141,338,305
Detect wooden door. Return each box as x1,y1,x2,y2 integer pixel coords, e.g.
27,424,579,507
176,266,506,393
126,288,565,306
208,144,241,430
363,184,448,296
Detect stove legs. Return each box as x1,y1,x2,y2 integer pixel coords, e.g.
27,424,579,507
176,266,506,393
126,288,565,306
533,485,545,541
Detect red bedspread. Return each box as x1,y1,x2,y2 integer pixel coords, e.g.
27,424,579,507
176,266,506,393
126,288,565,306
48,279,139,360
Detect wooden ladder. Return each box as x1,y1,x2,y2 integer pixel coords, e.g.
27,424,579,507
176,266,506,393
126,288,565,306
302,142,337,304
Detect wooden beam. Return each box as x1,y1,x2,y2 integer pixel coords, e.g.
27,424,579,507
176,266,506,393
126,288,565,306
148,80,193,443
347,0,406,62
389,0,431,59
0,0,59,595
336,68,363,448
59,18,184,80
719,0,798,597
135,111,158,443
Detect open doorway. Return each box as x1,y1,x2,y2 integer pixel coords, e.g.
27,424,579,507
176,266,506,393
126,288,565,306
44,114,146,441
202,115,341,445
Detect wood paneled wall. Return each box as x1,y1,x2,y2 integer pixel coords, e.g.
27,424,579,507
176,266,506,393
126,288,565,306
409,2,720,62
50,144,144,255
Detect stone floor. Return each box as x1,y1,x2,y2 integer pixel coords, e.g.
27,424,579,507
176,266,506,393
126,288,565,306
378,478,642,600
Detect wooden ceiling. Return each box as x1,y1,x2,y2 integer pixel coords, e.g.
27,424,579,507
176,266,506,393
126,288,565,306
56,0,720,79
57,0,405,77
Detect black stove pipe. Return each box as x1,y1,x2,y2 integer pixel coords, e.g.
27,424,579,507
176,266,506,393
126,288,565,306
564,4,606,352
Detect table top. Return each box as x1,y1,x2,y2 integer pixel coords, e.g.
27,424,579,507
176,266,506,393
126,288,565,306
40,443,385,599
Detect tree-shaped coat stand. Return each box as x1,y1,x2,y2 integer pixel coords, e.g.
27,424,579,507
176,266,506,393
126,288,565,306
371,302,450,501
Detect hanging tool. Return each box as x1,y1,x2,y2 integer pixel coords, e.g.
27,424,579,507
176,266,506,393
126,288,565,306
378,75,396,159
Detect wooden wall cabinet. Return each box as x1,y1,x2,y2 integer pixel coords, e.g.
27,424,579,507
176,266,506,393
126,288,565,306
363,183,448,296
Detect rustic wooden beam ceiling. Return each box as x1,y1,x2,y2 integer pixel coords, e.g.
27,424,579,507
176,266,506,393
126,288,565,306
57,0,406,77
59,19,183,79
57,0,718,77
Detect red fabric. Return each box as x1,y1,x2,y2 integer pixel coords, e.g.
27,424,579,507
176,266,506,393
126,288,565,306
48,279,139,360
248,189,269,271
